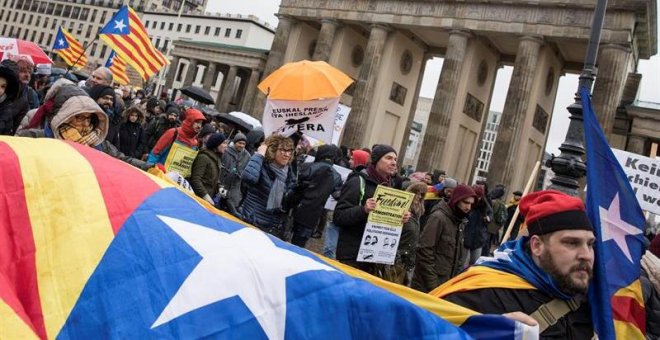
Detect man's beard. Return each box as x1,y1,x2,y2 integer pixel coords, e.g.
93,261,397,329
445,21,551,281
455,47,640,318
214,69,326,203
539,251,592,296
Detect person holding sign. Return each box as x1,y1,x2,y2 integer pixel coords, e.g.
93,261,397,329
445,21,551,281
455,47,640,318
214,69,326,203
333,144,411,275
147,108,205,178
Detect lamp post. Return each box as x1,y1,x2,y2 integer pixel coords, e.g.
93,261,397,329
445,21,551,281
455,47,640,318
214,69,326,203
153,0,186,97
546,0,608,196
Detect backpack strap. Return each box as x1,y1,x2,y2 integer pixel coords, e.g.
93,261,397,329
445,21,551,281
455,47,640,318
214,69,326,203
358,175,365,205
529,297,581,333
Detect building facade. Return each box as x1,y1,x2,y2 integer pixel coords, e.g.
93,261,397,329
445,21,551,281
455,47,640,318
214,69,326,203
258,0,656,194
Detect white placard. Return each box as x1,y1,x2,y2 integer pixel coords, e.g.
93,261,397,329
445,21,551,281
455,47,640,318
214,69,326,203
612,148,660,215
263,98,339,144
332,104,351,146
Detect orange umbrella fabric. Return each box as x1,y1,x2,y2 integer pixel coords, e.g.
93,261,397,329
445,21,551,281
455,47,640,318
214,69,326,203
258,60,353,100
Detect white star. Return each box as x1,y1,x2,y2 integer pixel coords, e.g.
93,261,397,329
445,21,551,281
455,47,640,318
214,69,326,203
57,38,65,47
113,19,127,32
599,193,642,263
151,216,336,339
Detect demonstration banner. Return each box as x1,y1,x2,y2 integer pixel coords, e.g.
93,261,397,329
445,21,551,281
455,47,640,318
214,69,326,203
332,104,351,145
263,98,339,144
358,186,414,265
613,148,660,215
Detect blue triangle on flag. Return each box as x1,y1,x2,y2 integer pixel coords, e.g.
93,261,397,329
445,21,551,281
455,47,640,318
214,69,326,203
53,27,69,50
100,5,130,35
105,51,116,68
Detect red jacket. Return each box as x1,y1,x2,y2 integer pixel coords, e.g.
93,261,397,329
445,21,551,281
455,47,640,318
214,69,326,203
151,108,205,155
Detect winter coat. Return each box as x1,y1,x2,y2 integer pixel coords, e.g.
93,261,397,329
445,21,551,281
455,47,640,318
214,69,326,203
506,201,524,240
463,200,493,250
292,160,341,229
118,121,146,159
100,140,152,170
333,170,382,263
221,145,250,205
398,211,421,271
444,288,593,339
150,109,204,160
190,148,222,199
240,153,296,231
0,85,28,135
245,129,265,155
412,200,467,293
145,114,179,150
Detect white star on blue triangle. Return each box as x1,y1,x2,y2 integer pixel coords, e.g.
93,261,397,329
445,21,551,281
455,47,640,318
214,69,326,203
100,5,130,35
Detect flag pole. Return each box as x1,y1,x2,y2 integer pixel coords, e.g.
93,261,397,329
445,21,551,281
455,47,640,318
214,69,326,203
154,2,186,97
500,161,540,244
63,36,98,79
545,0,608,196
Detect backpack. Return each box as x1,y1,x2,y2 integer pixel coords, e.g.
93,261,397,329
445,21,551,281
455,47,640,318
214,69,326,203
488,199,507,233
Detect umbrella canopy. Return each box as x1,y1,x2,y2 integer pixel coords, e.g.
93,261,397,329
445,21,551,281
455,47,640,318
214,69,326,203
0,37,53,65
179,85,215,105
228,111,262,130
258,60,353,100
215,112,259,133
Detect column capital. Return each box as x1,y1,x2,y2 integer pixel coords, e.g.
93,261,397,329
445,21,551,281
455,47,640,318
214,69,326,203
519,35,544,44
448,29,473,39
320,18,340,26
600,43,632,53
369,23,391,32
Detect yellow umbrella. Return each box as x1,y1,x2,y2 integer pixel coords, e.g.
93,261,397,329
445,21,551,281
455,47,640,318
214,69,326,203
258,60,353,100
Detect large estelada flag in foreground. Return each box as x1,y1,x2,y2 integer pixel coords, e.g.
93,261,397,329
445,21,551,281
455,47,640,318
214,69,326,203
98,5,168,81
105,50,129,85
582,86,647,339
0,136,534,339
52,26,87,69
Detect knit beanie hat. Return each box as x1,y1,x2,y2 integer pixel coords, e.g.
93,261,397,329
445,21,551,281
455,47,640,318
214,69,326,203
199,124,216,139
449,184,477,209
370,144,397,164
233,132,247,143
352,150,370,167
650,235,660,258
206,133,227,150
87,85,115,101
518,190,593,236
443,177,458,189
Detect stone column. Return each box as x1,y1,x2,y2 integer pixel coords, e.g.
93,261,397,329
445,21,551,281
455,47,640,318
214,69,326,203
182,58,198,87
164,55,180,90
217,65,238,112
626,134,646,154
416,30,471,172
312,19,339,62
202,62,217,91
591,43,631,139
398,52,431,165
487,36,543,189
341,24,390,148
241,69,261,113
251,15,296,119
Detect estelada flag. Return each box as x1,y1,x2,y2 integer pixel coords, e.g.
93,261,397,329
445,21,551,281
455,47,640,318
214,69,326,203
105,50,129,86
98,5,168,80
0,136,534,339
582,86,647,339
52,26,87,69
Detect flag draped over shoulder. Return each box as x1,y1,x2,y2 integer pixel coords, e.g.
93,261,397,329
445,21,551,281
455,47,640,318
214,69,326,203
105,50,129,85
99,5,168,81
51,26,87,69
582,86,647,339
0,136,533,339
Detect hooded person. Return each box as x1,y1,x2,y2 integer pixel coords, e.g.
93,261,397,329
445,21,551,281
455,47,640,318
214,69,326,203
117,105,147,159
350,149,370,171
148,107,205,178
411,184,477,292
190,132,228,205
333,144,411,275
220,131,250,216
290,144,344,248
432,190,596,338
0,61,21,135
198,123,216,148
245,129,265,155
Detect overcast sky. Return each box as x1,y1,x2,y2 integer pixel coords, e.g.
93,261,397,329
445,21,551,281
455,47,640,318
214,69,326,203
207,1,660,155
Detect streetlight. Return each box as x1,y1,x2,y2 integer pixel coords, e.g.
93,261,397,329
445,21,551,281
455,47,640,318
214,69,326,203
546,0,609,196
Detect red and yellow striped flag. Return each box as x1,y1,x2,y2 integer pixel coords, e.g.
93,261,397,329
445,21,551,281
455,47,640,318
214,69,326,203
99,5,168,80
105,50,129,85
52,26,87,69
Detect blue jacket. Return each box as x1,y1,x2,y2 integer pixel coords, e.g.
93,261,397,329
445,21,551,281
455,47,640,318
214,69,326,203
240,153,296,230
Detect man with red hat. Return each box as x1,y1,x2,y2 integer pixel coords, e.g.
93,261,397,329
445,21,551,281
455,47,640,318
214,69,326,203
411,184,477,292
430,190,595,338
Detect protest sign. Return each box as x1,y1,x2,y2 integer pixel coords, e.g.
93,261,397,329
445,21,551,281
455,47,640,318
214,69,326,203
332,104,351,145
163,142,198,178
613,149,660,215
263,98,339,144
357,186,414,265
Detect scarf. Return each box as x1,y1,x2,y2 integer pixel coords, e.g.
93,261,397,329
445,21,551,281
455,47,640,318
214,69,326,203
642,251,660,293
366,164,391,185
475,237,572,300
28,97,55,129
58,123,103,146
266,163,289,211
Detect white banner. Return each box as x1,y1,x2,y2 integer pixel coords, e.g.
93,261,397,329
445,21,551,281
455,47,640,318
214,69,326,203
613,148,660,215
332,104,351,146
263,98,339,144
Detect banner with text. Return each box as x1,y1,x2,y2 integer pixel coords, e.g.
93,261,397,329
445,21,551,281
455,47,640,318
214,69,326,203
263,98,339,144
613,148,660,215
357,186,414,265
332,104,351,145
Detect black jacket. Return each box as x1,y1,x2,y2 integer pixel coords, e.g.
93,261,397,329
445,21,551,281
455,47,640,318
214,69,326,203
118,121,146,159
444,288,593,339
292,160,341,228
333,170,382,262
